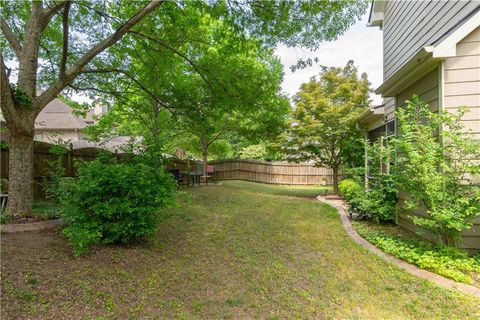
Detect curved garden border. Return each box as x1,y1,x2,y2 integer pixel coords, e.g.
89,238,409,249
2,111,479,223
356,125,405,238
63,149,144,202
317,195,480,298
1,219,63,234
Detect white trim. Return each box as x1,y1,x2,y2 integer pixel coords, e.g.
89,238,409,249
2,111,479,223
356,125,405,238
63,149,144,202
432,10,480,58
368,1,387,27
439,61,445,149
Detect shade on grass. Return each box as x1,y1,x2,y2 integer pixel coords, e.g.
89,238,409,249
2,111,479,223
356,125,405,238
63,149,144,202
1,181,479,319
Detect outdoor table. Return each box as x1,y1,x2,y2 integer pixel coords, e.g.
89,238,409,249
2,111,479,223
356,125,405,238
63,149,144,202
188,172,202,187
179,171,202,187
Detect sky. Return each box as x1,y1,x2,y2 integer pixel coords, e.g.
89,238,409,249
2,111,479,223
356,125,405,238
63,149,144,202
275,13,383,105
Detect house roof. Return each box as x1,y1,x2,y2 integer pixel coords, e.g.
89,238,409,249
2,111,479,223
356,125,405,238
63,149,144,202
35,98,88,130
84,109,95,124
357,105,385,127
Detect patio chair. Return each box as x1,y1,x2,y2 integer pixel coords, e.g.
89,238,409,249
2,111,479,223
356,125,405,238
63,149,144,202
201,165,215,185
0,178,8,212
168,169,185,188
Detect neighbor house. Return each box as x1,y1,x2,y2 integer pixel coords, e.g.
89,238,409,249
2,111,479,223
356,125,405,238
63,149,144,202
359,1,480,250
34,98,92,143
0,98,94,143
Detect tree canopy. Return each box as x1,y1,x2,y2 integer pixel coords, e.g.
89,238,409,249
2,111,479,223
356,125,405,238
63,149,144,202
283,61,371,193
1,0,368,215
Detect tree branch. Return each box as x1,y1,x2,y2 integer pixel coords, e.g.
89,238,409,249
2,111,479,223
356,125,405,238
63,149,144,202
59,1,71,79
0,54,16,124
129,30,219,93
80,68,173,110
41,1,67,30
36,0,164,112
207,122,228,147
0,18,22,57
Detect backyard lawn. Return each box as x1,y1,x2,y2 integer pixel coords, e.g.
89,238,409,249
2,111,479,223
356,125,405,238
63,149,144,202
1,181,479,319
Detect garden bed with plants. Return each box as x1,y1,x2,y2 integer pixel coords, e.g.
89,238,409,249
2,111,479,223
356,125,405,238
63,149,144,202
351,220,480,287
339,173,480,287
338,97,480,288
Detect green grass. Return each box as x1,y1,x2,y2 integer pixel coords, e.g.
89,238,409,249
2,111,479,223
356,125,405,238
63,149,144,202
1,180,479,319
32,201,61,219
220,180,331,198
1,200,59,223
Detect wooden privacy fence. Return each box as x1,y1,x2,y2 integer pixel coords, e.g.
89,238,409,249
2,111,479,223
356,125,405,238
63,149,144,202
209,159,333,185
0,142,333,200
1,142,117,199
0,141,203,200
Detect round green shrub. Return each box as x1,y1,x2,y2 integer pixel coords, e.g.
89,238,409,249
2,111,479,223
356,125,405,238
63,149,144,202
60,157,176,255
338,178,362,201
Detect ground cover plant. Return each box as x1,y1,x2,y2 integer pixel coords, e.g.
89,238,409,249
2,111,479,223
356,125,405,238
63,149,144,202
1,181,479,319
352,221,480,286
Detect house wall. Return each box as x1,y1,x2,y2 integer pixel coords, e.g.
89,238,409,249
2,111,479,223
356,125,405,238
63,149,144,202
34,130,85,144
383,1,479,81
396,68,439,111
383,97,395,122
395,40,480,251
444,26,480,140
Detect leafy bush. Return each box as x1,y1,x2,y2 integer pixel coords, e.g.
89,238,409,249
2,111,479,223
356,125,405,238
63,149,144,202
353,221,480,284
364,174,397,222
60,155,176,255
338,178,362,201
42,143,68,204
344,174,397,223
395,96,480,246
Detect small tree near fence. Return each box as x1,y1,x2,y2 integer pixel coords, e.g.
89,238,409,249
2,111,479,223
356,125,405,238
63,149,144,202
395,96,480,247
282,61,370,193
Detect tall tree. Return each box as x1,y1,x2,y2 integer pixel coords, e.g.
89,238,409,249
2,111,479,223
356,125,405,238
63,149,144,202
1,0,162,216
1,0,368,216
283,61,370,193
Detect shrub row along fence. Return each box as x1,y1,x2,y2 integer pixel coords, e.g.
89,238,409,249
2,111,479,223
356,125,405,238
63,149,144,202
209,159,333,185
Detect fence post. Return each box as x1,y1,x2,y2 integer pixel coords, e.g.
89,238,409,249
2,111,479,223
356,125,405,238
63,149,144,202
68,143,74,177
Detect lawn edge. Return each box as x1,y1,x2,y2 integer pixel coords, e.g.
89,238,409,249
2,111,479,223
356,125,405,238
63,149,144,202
1,219,63,233
316,195,480,298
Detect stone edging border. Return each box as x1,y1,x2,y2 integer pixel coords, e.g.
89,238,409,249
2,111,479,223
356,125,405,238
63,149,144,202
317,195,480,298
1,219,63,234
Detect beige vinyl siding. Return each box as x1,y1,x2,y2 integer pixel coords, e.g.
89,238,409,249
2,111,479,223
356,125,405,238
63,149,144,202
383,1,480,81
445,26,480,187
395,29,480,250
444,27,480,138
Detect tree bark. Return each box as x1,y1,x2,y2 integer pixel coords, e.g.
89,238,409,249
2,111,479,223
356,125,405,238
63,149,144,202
332,166,339,194
201,139,208,178
6,132,35,217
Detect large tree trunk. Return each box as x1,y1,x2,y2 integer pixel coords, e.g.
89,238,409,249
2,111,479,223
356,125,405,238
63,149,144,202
7,131,35,217
332,166,339,194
